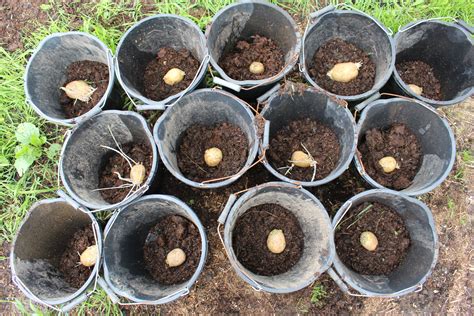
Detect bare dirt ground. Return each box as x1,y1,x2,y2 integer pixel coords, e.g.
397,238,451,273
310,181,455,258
0,1,472,315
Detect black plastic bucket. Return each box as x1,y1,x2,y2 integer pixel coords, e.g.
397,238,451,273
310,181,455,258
218,182,334,293
354,97,456,196
301,5,395,102
115,14,209,111
60,110,158,210
102,195,207,304
260,86,357,186
24,32,115,125
206,0,300,99
329,189,438,297
153,89,259,188
391,19,473,107
10,198,102,312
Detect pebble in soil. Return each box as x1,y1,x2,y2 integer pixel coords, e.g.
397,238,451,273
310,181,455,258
98,143,153,204
144,47,199,101
177,122,249,182
268,118,340,181
59,60,109,119
358,123,422,190
143,215,201,285
232,204,304,276
59,226,96,288
310,38,376,96
335,201,411,275
219,35,284,81
396,60,442,100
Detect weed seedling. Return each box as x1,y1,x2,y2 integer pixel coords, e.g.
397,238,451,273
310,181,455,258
311,284,327,306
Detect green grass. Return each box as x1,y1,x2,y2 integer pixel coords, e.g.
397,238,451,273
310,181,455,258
310,283,328,306
0,0,472,314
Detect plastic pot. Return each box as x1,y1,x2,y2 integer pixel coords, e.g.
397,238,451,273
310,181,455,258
354,97,456,196
153,89,259,189
10,198,102,312
115,15,209,111
329,189,438,297
60,110,158,210
301,5,395,102
260,86,357,186
24,32,115,125
391,19,473,107
102,195,207,304
218,182,334,293
206,0,301,99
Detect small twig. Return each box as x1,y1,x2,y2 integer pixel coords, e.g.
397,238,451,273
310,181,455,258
183,152,209,175
346,204,374,229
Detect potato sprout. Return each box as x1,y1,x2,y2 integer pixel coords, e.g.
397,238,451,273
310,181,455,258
249,62,265,75
60,80,96,102
379,156,400,173
166,248,186,267
291,151,313,168
327,62,362,83
163,68,185,86
80,245,98,267
267,229,286,254
360,231,378,251
408,84,423,95
204,147,223,167
130,163,146,186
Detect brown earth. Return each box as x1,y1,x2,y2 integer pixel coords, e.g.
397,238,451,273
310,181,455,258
397,60,443,100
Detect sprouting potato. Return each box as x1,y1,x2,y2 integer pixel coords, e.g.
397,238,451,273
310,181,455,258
360,231,378,251
163,68,185,86
166,248,186,267
60,80,96,102
204,147,223,167
291,151,312,168
130,163,146,185
80,245,98,267
408,84,423,95
327,62,362,83
379,156,400,173
249,62,265,75
267,229,286,254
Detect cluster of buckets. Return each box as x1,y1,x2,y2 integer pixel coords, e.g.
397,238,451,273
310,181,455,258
11,1,472,312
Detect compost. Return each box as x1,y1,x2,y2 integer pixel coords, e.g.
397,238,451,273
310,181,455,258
59,60,109,118
335,202,411,275
143,215,201,285
396,60,442,100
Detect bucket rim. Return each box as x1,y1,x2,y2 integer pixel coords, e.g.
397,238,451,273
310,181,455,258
259,88,357,187
205,0,301,88
59,110,158,210
10,197,103,306
115,14,209,107
353,97,456,196
102,194,208,304
331,188,439,297
24,31,115,126
223,181,336,293
300,9,396,102
153,88,260,189
392,19,474,107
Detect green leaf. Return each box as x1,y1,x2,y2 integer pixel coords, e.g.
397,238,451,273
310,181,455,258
14,144,42,176
15,123,40,145
46,143,61,160
30,134,47,147
0,156,9,167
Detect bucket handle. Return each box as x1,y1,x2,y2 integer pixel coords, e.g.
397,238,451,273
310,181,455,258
354,92,381,113
398,17,458,33
379,93,447,120
261,120,270,150
328,267,423,298
256,83,281,104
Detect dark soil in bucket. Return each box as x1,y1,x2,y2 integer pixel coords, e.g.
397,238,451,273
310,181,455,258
396,60,442,100
335,201,411,275
359,123,422,190
144,47,199,101
310,38,376,96
59,226,95,288
143,215,201,285
177,123,249,182
59,60,109,119
268,118,340,181
219,35,284,81
98,143,153,204
232,204,304,276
